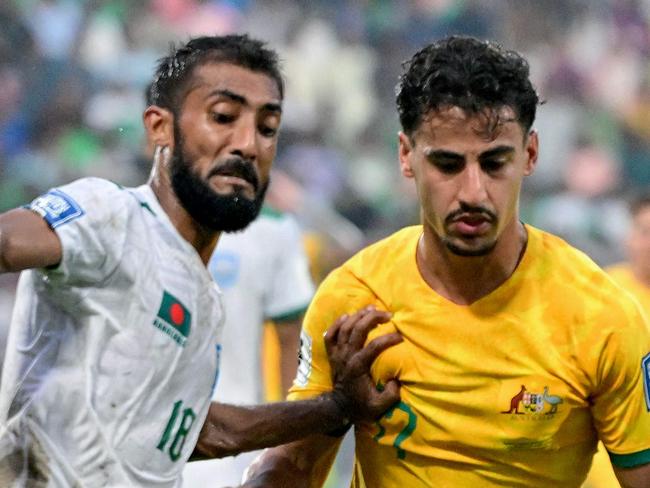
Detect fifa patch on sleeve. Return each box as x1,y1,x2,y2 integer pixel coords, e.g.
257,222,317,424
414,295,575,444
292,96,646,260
295,330,313,387
30,189,84,228
641,353,650,412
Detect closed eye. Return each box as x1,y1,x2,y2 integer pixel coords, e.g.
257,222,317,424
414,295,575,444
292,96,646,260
432,158,464,174
481,159,507,173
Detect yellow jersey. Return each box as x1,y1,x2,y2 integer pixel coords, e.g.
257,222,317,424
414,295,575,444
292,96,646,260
583,263,650,488
607,264,650,320
289,225,650,487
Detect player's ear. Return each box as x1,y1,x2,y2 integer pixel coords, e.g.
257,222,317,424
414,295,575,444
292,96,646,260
143,106,174,150
523,130,539,176
398,132,415,178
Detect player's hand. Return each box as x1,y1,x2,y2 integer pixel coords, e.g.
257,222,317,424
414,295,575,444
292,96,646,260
324,306,402,422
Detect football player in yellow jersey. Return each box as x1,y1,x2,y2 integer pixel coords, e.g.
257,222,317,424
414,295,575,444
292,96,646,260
242,36,650,488
584,194,650,488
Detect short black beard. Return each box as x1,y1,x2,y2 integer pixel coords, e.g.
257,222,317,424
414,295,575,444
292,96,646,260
443,204,498,256
443,238,498,257
169,128,267,233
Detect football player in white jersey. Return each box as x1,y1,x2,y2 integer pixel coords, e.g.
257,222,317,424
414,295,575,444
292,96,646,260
0,34,401,487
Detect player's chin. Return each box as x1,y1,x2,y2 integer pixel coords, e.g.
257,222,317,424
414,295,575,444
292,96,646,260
444,236,497,257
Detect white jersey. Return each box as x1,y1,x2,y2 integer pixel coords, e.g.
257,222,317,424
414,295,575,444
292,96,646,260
0,178,223,488
183,208,313,486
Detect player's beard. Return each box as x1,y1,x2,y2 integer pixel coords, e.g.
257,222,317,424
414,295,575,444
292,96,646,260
443,236,498,257
169,126,268,233
442,206,499,256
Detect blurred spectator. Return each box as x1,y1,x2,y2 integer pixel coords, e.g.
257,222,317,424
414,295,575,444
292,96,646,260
1,2,649,485
529,141,629,266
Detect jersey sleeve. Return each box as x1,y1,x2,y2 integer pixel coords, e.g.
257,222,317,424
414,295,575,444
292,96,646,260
28,177,131,285
590,299,650,468
288,264,378,400
264,215,315,322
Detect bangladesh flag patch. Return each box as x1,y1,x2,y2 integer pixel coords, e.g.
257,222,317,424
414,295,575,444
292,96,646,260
152,291,191,347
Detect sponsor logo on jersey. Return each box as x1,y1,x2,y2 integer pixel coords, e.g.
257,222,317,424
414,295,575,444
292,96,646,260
500,384,563,417
152,291,191,347
641,353,650,412
295,330,312,387
30,189,84,228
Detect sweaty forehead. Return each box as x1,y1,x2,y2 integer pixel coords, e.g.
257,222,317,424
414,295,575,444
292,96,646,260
419,106,523,143
183,62,281,105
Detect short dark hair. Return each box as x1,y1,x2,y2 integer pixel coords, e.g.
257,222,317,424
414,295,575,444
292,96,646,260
396,36,539,137
147,34,284,113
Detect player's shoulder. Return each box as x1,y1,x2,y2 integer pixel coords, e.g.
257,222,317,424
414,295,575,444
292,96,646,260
527,225,642,318
347,225,421,267
226,205,302,248
257,205,299,229
324,226,421,287
30,177,134,229
58,176,129,196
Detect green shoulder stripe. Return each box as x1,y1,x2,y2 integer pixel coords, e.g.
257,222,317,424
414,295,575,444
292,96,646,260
609,447,650,468
260,205,284,220
269,305,308,323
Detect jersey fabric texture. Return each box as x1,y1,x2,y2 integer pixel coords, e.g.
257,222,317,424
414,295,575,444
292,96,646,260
289,225,650,488
0,178,223,488
584,263,650,488
183,207,314,486
606,264,650,320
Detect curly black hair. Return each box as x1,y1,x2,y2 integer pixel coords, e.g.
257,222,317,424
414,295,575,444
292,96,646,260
396,36,539,136
147,34,284,114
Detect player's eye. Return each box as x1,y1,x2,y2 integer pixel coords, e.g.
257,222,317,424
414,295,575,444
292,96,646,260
259,125,278,137
481,159,506,173
432,159,463,174
212,112,235,124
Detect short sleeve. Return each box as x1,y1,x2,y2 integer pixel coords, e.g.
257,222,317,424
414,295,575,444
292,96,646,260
28,177,131,285
590,300,650,468
288,265,377,400
264,215,314,322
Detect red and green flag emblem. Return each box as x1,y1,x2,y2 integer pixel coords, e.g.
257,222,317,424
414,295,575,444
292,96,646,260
153,291,192,346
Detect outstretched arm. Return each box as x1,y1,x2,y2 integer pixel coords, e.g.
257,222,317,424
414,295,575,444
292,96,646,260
193,308,400,459
239,307,402,487
614,463,650,488
0,208,62,272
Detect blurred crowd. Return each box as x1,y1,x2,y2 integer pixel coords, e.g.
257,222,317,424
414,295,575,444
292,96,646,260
0,0,649,346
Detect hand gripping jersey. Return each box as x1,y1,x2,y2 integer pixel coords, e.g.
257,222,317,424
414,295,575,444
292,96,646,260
0,178,223,487
289,225,650,487
183,208,314,487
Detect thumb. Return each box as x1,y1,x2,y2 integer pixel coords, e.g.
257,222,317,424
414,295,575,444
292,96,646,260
373,379,401,413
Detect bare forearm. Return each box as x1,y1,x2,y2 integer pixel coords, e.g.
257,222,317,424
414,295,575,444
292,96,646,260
242,436,339,488
194,394,348,458
239,447,311,487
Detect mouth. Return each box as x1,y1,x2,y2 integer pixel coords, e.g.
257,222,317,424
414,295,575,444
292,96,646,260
449,214,493,236
208,160,259,200
209,174,256,198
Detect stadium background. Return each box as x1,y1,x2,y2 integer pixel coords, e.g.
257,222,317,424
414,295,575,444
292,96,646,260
0,1,648,487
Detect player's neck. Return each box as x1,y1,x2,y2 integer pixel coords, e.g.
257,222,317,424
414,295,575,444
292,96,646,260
417,220,528,306
148,177,221,266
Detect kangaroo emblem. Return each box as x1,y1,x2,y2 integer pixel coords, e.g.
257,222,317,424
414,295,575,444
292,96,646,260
501,385,527,414
542,386,563,414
